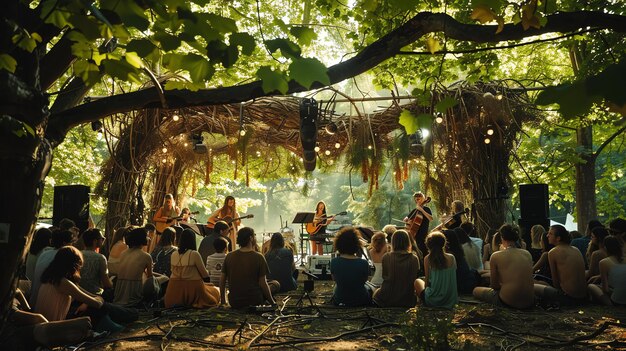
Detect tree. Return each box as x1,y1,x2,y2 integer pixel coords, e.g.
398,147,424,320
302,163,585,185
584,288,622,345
2,0,626,332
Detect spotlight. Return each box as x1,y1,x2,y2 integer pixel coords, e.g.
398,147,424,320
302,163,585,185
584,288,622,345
325,122,338,135
91,120,103,132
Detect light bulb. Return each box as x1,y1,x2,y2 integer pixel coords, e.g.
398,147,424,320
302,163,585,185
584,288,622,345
172,115,180,121
435,116,443,124
487,128,494,136
240,130,246,136
324,150,331,155
335,143,341,149
162,147,167,153
314,146,320,152
484,138,491,144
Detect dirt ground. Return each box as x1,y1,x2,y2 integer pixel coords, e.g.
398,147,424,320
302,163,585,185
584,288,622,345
76,280,626,351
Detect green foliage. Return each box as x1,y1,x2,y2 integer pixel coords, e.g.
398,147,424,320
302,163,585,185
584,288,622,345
290,27,317,46
289,58,330,89
256,66,289,94
0,54,17,72
265,38,302,60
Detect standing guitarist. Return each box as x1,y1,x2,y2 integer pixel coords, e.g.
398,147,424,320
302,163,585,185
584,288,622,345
207,196,240,246
403,192,433,256
310,201,332,255
152,193,181,251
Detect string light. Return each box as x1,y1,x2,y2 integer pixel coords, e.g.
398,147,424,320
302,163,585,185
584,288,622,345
335,142,341,149
314,146,320,152
239,130,246,136
172,114,180,122
435,116,443,123
162,147,167,153
486,125,494,135
484,138,491,144
368,145,372,150
324,150,331,155
161,158,167,163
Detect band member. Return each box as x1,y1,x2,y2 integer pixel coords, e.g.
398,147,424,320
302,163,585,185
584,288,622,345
179,208,191,224
445,200,466,230
152,194,181,251
310,201,330,255
207,196,240,247
404,192,433,256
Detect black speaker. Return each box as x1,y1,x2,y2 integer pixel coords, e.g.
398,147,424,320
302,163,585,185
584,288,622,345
519,184,549,219
53,185,90,232
299,98,318,171
518,218,550,249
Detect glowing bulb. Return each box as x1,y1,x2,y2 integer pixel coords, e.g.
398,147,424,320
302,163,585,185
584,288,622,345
435,116,443,124
162,158,167,163
484,138,491,144
162,147,167,153
368,145,372,150
335,143,341,149
239,130,246,136
496,93,503,100
172,115,180,121
314,146,320,152
299,158,303,162
324,150,331,155
487,128,494,136
184,143,188,147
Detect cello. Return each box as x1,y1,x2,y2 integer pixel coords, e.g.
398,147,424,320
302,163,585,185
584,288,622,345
407,197,431,238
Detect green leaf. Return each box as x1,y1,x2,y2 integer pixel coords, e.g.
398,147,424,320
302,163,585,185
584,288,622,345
586,60,626,107
389,0,420,11
363,0,379,11
290,26,317,46
154,32,182,51
272,18,289,33
435,97,458,113
256,66,289,94
471,0,504,12
206,13,238,33
12,34,38,53
416,113,433,129
73,59,101,86
399,109,419,135
101,58,142,83
181,54,214,82
230,32,256,55
126,39,158,57
68,14,102,40
101,0,150,30
536,81,598,119
289,58,329,89
0,54,17,72
265,38,301,60
125,52,144,68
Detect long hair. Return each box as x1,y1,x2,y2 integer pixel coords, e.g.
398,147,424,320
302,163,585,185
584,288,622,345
111,226,129,248
178,228,197,254
30,227,52,255
604,236,624,263
426,232,448,270
163,193,175,208
443,229,464,260
587,226,609,263
315,201,327,216
40,246,83,286
540,231,554,253
370,232,387,253
159,227,176,247
220,196,236,216
530,225,546,249
390,230,410,252
268,232,285,254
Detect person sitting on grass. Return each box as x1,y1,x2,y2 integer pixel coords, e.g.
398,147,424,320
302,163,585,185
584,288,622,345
265,232,298,293
586,226,609,284
220,227,278,309
206,236,229,285
151,227,177,277
79,229,113,296
532,229,554,285
373,230,421,307
534,225,588,307
330,227,372,307
25,227,52,282
164,229,220,308
587,236,626,306
414,232,458,309
473,224,534,309
199,220,232,264
368,231,389,288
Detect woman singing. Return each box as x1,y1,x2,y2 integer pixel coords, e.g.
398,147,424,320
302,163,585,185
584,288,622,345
152,194,181,252
310,201,330,255
207,196,240,246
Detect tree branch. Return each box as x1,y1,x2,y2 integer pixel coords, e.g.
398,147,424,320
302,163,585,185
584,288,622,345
47,11,626,142
593,124,626,161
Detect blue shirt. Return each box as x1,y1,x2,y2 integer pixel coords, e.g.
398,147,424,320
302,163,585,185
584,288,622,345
265,248,297,292
330,256,370,306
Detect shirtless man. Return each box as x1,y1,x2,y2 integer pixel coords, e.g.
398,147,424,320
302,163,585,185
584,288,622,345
473,224,534,309
534,224,588,306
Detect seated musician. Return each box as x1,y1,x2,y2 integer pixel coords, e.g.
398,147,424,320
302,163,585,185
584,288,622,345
152,194,181,252
403,192,433,256
207,196,240,246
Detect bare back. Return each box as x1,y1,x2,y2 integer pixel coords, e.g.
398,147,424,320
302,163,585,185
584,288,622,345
489,248,534,308
548,244,587,298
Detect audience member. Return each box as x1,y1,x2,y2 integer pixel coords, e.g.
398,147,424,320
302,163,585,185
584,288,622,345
220,227,278,308
368,232,389,287
482,229,497,269
330,227,372,307
373,230,420,307
473,224,534,309
199,221,231,264
265,232,298,293
114,227,168,306
608,218,626,246
442,229,479,294
455,227,482,270
30,229,75,307
206,237,228,285
415,232,458,309
151,227,177,277
144,223,157,254
532,230,554,285
164,229,220,308
571,220,603,268
381,224,397,243
25,227,52,281
107,226,130,276
80,229,113,296
528,224,546,264
586,226,609,283
588,236,626,306
34,246,124,333
461,222,483,267
534,225,587,306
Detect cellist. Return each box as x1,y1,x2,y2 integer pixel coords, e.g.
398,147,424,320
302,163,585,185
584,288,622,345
403,192,433,256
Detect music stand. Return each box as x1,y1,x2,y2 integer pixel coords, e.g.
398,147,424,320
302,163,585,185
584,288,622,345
293,212,315,266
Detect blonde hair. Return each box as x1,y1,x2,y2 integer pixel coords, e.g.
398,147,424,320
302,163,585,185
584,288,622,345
370,232,387,254
530,225,545,249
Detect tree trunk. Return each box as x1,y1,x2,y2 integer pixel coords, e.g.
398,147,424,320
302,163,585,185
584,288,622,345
574,126,597,232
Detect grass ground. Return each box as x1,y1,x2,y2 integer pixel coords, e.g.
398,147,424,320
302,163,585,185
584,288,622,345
77,281,626,351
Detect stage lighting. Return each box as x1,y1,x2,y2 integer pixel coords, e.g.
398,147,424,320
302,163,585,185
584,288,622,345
191,133,207,154
91,120,103,132
300,98,318,171
324,122,338,135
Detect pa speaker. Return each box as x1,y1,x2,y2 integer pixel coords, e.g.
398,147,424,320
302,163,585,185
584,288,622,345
519,184,549,219
299,98,318,171
53,185,90,232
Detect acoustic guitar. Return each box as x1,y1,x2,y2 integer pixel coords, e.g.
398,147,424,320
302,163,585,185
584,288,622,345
306,211,347,235
156,211,199,233
207,214,254,229
407,197,431,238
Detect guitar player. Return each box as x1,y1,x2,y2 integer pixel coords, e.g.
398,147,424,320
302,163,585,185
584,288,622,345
310,201,333,255
207,196,240,246
152,193,181,251
403,192,433,256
